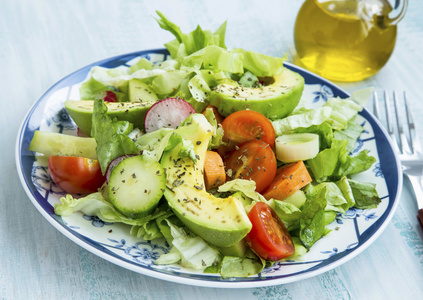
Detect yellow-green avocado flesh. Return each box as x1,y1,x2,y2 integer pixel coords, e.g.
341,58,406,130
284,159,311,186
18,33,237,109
209,68,304,120
161,114,252,248
64,100,155,136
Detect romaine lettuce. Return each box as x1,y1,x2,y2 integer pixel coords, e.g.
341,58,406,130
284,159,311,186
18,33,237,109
333,119,364,153
348,179,381,209
272,106,333,137
155,11,227,59
299,188,328,249
80,76,128,102
307,139,376,182
91,99,139,173
55,192,171,228
154,220,220,270
202,106,224,149
218,250,265,278
232,48,286,77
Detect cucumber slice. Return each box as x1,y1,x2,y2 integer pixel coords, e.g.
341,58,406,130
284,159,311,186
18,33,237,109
28,130,98,159
275,133,319,163
107,155,165,218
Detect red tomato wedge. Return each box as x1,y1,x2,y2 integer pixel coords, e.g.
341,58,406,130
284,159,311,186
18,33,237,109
48,156,106,194
221,110,275,154
245,202,295,261
224,140,277,193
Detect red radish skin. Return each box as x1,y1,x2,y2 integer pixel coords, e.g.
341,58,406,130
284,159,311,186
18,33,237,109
144,98,196,133
77,128,89,137
105,155,135,183
103,91,118,102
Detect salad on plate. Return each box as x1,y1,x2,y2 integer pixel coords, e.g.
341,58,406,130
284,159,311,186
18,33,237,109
28,12,381,278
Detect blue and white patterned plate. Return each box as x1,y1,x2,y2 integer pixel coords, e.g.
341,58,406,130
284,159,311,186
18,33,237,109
15,49,402,288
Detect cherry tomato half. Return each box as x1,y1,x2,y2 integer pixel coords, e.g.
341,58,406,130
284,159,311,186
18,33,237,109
48,156,106,194
245,202,295,261
221,110,275,154
224,140,277,193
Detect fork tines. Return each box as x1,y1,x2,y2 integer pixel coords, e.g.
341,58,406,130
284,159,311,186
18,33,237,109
373,91,419,156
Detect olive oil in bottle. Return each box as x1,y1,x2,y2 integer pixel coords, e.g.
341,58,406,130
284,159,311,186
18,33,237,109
294,0,398,82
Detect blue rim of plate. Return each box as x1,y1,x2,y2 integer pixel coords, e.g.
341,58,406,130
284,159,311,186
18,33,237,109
15,48,402,288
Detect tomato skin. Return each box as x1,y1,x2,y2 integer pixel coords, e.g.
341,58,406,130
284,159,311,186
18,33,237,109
224,140,277,193
245,202,295,261
221,110,275,154
48,156,106,194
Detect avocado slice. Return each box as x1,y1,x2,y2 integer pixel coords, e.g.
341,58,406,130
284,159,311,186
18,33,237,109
219,239,248,258
161,114,252,248
64,100,156,136
128,79,159,103
209,68,304,120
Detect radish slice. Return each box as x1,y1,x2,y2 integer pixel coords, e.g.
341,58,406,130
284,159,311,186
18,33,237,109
144,98,196,133
105,155,135,183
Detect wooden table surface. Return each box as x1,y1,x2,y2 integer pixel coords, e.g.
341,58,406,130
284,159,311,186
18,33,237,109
2,0,423,299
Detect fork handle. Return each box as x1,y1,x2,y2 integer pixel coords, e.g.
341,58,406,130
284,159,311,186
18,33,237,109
418,209,423,229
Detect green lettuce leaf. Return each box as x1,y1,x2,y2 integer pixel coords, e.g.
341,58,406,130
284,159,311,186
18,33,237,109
289,121,334,151
288,237,308,259
80,76,128,102
272,107,333,137
181,46,244,74
54,192,112,217
336,149,376,178
154,220,220,270
218,179,267,203
128,58,155,73
299,188,328,249
202,106,224,149
134,128,174,162
150,70,190,96
202,46,244,74
54,192,171,227
323,87,373,131
155,11,227,59
218,250,265,278
348,179,381,209
333,119,364,153
307,139,376,182
273,200,302,231
91,99,139,174
304,179,354,214
130,221,163,241
232,48,286,77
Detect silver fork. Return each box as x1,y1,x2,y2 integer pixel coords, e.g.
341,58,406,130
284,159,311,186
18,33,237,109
373,91,423,229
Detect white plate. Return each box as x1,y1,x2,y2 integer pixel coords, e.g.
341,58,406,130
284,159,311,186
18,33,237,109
15,49,402,288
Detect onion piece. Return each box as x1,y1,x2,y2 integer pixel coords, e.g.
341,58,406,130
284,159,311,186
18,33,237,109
144,98,196,133
275,133,319,163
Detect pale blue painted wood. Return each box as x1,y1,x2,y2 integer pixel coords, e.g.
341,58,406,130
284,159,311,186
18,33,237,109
1,0,423,299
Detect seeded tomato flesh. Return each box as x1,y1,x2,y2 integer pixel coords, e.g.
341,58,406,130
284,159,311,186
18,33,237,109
48,156,106,194
224,140,277,193
245,202,295,261
220,110,275,156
